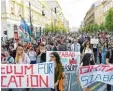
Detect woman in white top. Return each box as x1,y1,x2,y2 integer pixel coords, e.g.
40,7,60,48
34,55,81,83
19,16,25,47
83,41,93,54
15,45,30,64
82,41,94,91
28,47,37,64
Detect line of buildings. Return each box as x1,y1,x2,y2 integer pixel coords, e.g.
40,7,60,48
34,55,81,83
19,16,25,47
81,0,113,28
1,0,69,40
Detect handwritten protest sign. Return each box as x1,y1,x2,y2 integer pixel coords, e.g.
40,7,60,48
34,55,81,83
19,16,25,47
1,62,54,88
79,64,113,88
90,39,99,44
46,51,80,73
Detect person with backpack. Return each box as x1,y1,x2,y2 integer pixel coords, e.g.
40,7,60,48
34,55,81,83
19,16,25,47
2,50,14,64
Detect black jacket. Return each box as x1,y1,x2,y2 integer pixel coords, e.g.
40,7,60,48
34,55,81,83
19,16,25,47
40,52,46,63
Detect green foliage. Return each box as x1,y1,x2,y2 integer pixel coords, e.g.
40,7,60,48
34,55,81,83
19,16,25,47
105,8,113,31
99,23,105,31
45,24,68,33
82,24,99,33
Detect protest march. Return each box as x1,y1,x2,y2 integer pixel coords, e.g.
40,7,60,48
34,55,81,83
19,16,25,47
1,31,113,91
1,0,113,91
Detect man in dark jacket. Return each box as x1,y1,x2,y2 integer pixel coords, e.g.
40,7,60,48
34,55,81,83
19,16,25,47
9,45,16,59
39,43,46,63
50,42,57,51
59,41,67,51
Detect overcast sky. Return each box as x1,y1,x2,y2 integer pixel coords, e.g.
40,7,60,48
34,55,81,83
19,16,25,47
58,0,97,28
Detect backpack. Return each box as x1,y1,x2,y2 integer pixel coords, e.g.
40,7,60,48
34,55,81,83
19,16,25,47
4,57,11,63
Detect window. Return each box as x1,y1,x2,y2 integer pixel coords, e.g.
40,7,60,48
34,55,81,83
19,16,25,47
10,1,15,15
14,24,17,31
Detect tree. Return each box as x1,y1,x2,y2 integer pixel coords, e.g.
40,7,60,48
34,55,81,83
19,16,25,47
105,8,113,31
45,24,68,33
92,24,99,32
99,23,105,31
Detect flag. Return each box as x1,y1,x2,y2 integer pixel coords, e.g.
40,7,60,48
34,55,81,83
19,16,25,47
18,26,24,39
20,17,31,35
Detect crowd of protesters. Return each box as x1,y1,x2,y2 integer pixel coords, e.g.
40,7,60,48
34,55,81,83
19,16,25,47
1,32,113,91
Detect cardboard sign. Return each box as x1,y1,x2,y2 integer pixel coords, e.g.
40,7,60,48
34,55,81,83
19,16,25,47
79,64,113,88
46,51,80,73
90,39,99,44
1,62,54,88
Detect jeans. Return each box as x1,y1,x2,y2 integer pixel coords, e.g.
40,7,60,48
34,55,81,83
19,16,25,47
30,60,36,64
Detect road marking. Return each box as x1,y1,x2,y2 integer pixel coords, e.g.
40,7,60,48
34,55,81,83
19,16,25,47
97,84,106,91
68,73,72,91
90,82,102,91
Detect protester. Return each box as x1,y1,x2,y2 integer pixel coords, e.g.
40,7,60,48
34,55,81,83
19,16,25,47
15,44,30,64
71,39,80,52
50,52,63,91
106,42,113,91
80,53,95,91
59,41,67,51
82,41,93,55
39,43,46,63
50,42,58,51
101,42,108,64
28,47,37,64
66,39,71,51
9,45,16,59
2,50,14,64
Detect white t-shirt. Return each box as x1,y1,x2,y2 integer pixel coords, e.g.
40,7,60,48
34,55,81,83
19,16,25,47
16,53,30,64
85,48,93,54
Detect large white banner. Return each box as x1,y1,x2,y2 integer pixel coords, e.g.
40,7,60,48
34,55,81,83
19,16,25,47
1,62,54,88
79,64,113,88
46,51,80,73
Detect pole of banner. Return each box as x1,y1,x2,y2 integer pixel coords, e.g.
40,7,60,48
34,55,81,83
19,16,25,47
68,73,72,91
29,0,33,36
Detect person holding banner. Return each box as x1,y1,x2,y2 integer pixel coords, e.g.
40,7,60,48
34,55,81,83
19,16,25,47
14,44,30,91
50,52,63,91
15,44,30,64
82,41,93,55
106,42,113,91
80,41,95,91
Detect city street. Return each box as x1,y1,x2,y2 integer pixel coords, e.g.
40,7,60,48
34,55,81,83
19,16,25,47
1,0,113,91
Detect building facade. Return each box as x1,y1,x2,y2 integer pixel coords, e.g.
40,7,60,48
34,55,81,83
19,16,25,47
84,4,95,26
83,0,113,27
1,0,66,40
95,0,113,25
